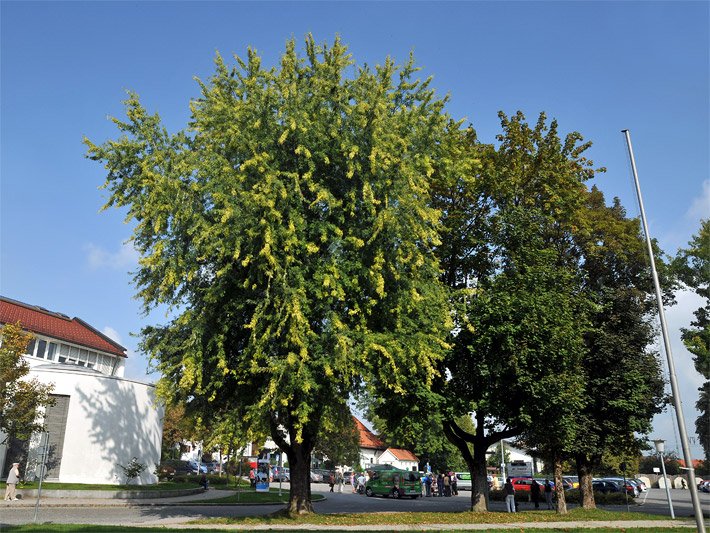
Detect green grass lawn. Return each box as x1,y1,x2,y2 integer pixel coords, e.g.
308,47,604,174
1,481,200,491
193,507,673,526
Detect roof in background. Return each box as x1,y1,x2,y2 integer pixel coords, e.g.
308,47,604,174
353,416,385,450
0,296,127,357
383,447,419,462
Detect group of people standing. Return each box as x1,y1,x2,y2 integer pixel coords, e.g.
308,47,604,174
421,471,457,497
503,477,554,512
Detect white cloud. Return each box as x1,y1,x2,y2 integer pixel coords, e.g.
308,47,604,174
686,179,710,223
85,241,139,270
101,326,122,345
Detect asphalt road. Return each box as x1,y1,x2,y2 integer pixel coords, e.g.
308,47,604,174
1,485,707,528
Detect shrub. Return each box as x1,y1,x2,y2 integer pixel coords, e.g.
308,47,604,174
117,457,147,484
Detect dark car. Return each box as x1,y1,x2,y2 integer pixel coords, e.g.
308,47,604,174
158,460,199,478
592,479,621,494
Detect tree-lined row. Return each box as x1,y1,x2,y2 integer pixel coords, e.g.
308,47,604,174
85,36,698,515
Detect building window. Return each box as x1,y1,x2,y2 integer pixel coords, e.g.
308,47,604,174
26,339,36,357
47,342,57,361
36,339,48,359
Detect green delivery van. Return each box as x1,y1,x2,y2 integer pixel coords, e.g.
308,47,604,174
365,468,421,499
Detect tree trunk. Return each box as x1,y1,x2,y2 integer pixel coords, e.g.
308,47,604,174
285,442,313,515
469,446,489,512
553,452,567,514
576,454,595,509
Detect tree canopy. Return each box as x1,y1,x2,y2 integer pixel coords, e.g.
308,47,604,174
674,219,710,466
86,35,451,514
0,323,54,444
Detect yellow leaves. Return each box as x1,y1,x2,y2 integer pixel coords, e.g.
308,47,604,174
306,242,319,254
278,129,289,145
295,145,312,159
220,207,233,223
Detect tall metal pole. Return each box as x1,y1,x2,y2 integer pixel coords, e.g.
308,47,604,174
623,130,705,532
500,440,506,484
659,449,675,519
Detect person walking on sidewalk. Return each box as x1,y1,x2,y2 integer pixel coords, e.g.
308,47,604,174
4,462,20,501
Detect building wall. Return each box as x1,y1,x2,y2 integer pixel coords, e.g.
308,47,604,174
24,365,163,485
359,447,381,468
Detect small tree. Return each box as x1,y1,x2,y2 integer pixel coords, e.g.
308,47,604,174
118,457,147,484
0,323,54,444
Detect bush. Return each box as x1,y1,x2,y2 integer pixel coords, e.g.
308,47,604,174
206,474,228,486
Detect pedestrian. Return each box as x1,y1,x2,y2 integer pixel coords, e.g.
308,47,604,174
531,479,541,509
437,473,444,497
544,478,554,510
4,462,20,501
249,468,256,488
504,477,516,513
328,472,335,492
357,473,366,494
450,472,458,496
199,473,209,490
336,469,344,493
443,472,451,496
425,474,432,497
351,472,357,493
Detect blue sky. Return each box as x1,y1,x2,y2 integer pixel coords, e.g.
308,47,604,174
1,1,708,458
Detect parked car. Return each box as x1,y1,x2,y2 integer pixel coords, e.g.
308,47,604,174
603,477,638,497
365,468,421,499
158,460,200,478
563,476,579,489
592,479,622,494
631,478,648,492
272,467,290,482
343,470,353,484
310,470,323,483
188,459,208,474
203,461,222,474
454,472,472,490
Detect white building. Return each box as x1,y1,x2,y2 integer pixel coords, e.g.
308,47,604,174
377,447,419,471
0,296,163,485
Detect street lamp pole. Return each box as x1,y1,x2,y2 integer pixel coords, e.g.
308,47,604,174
654,439,675,520
500,440,506,483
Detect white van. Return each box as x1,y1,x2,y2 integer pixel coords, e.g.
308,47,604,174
454,472,472,490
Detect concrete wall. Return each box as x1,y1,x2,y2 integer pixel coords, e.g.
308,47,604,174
26,364,163,485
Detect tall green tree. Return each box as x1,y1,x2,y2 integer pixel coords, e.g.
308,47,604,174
442,113,594,512
0,323,54,444
674,219,710,464
85,36,450,514
571,187,666,509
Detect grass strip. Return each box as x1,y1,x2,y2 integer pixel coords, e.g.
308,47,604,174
192,507,669,526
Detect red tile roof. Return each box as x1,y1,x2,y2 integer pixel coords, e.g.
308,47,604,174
353,416,385,450
678,459,703,469
0,296,127,357
385,447,419,462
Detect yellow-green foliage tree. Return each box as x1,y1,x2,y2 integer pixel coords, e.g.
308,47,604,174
86,36,450,514
0,323,54,444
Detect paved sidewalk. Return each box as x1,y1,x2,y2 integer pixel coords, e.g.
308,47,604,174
2,488,238,507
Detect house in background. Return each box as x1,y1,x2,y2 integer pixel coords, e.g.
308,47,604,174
377,447,419,471
0,296,163,485
353,416,419,471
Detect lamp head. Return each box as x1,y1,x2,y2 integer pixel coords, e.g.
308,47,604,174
653,439,665,453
